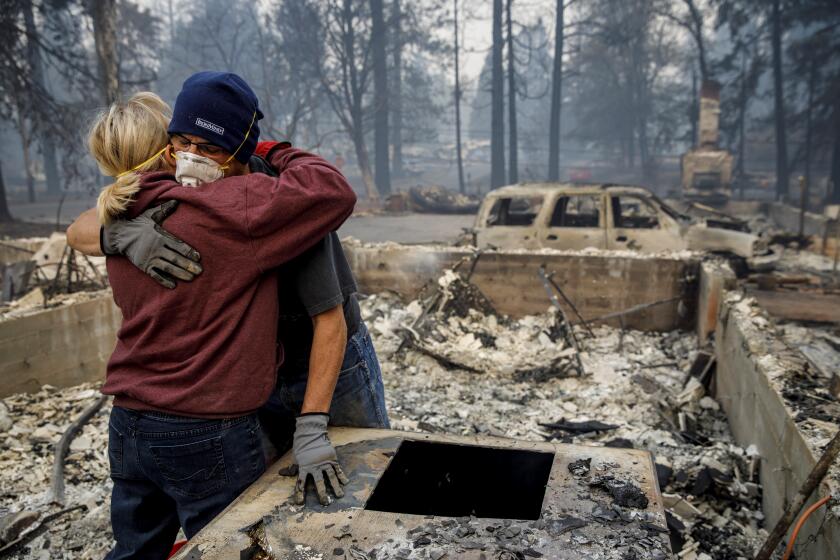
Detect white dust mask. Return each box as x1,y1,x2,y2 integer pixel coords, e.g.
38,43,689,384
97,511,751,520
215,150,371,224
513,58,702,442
174,151,225,187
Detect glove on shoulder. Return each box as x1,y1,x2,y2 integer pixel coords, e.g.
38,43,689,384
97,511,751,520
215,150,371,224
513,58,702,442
101,200,202,289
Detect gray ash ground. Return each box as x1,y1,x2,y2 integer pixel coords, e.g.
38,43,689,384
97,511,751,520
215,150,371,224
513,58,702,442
364,292,767,559
0,385,114,559
2,292,766,559
777,322,840,427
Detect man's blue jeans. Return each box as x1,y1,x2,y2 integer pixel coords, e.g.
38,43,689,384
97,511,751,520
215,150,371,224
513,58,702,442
259,322,390,456
105,407,265,560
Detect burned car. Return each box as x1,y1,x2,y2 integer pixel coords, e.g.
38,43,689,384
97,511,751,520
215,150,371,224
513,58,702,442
472,184,769,261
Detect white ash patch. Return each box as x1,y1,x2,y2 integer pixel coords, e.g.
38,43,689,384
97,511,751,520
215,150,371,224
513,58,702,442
774,245,839,273
364,292,767,558
341,236,702,261
0,384,113,559
2,291,769,559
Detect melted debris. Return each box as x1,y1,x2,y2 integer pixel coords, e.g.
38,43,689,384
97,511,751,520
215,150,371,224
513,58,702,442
568,458,592,477
587,476,650,509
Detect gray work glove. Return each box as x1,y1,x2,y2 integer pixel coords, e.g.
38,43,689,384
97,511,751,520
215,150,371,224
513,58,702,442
292,413,349,506
101,200,202,289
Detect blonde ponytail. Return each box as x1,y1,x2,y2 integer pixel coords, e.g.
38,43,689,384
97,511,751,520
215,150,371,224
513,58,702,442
97,173,142,225
88,92,173,224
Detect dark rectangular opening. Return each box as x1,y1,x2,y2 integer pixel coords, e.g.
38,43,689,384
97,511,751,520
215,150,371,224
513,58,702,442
364,440,555,520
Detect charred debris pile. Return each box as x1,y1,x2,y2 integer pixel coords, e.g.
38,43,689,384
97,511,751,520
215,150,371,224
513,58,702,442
0,260,777,559
0,384,114,560
0,234,108,322
363,265,767,559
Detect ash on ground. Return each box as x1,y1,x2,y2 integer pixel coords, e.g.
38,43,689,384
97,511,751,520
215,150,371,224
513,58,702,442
0,384,114,559
364,288,767,560
3,287,766,559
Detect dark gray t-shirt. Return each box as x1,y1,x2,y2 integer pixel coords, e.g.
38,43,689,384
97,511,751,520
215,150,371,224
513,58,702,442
276,233,361,370
249,155,362,372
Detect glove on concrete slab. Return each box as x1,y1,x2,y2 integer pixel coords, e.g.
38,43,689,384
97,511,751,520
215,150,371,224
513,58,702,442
292,414,350,506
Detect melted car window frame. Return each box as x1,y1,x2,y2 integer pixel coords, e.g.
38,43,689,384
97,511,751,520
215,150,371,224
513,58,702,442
486,196,545,227
611,195,661,229
548,194,602,228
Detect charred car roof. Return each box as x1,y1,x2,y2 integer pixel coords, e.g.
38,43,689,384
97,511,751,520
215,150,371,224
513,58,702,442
484,183,690,221
487,183,657,197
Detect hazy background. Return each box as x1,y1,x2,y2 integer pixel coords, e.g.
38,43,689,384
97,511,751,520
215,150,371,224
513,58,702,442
1,0,838,223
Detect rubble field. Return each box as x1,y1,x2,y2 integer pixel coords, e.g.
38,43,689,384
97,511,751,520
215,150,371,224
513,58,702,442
0,384,113,559
1,277,767,559
364,290,766,560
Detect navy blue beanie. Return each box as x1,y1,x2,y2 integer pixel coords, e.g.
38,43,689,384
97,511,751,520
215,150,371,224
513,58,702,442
168,71,264,164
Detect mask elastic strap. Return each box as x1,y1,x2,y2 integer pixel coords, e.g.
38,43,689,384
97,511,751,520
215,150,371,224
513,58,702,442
221,109,258,167
116,145,168,178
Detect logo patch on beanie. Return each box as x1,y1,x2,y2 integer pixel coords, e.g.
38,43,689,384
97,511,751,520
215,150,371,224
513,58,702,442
195,118,224,136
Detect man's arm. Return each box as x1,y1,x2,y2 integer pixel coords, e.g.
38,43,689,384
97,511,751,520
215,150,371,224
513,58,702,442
67,145,354,286
285,235,354,506
66,208,104,256
246,147,357,271
301,305,347,414
292,308,350,506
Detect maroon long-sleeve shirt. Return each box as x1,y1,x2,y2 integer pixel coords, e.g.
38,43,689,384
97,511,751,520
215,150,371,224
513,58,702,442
101,147,356,418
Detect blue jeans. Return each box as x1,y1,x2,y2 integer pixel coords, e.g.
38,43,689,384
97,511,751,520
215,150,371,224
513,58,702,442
259,322,390,455
105,407,266,560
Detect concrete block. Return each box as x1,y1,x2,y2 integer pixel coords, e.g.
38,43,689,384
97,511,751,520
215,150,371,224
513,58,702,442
715,297,840,560
30,233,67,281
172,429,670,560
0,238,44,266
344,242,699,331
0,296,120,397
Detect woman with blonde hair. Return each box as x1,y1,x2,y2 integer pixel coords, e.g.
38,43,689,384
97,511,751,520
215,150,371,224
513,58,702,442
81,75,356,560
83,91,204,287
89,91,172,224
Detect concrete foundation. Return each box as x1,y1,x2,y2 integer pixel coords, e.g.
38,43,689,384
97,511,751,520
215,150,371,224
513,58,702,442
0,243,700,396
715,296,840,560
344,242,699,331
0,296,120,397
2,235,838,557
172,429,669,560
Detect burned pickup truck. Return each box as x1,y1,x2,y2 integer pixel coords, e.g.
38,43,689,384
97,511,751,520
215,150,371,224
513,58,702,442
471,184,770,263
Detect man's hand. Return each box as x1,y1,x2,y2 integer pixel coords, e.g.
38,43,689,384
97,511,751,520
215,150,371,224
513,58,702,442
101,201,203,289
292,414,349,506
